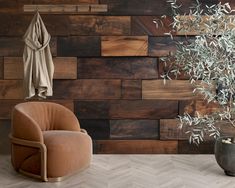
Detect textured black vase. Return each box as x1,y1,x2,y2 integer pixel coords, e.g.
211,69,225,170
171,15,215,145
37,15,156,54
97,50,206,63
215,136,235,176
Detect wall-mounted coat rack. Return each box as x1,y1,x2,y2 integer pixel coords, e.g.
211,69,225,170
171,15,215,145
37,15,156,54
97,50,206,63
23,4,108,13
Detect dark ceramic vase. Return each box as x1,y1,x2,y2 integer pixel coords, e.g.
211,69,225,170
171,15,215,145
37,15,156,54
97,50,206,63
215,136,235,176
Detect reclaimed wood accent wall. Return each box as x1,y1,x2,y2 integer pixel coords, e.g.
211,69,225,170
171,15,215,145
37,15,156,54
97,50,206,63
0,0,232,154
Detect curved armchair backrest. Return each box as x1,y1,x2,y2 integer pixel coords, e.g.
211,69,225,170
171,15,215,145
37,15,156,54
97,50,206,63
12,102,80,140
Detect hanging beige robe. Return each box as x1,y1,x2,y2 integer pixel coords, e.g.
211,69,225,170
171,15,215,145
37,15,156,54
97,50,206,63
23,12,54,99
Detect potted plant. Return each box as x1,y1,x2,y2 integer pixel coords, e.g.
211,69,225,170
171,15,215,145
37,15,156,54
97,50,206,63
159,0,235,176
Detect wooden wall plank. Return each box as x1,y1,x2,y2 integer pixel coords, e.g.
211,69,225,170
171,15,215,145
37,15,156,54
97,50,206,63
122,80,141,99
0,100,74,119
94,140,178,154
0,57,3,79
0,80,23,99
160,119,188,140
110,120,159,139
131,16,172,36
0,37,57,56
0,15,130,36
75,101,110,119
142,80,196,100
79,119,110,139
99,0,218,15
101,36,148,56
148,36,180,57
75,100,178,119
178,141,214,154
109,100,178,119
77,57,158,79
57,36,100,57
0,120,11,154
4,57,77,79
179,100,220,116
53,79,121,99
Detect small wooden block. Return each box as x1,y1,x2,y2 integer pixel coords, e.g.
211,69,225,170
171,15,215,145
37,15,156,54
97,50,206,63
90,4,108,12
102,36,148,56
142,80,196,100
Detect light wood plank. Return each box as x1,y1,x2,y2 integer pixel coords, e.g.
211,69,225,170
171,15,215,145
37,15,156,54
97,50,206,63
4,57,77,79
101,36,148,56
142,80,196,100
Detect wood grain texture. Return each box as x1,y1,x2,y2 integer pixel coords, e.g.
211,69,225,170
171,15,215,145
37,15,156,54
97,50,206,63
148,36,180,57
0,119,11,154
178,141,214,154
121,80,141,99
94,140,178,154
57,36,100,57
160,119,189,140
179,100,220,116
142,80,196,100
75,101,110,119
131,16,173,36
101,36,148,56
53,79,121,99
0,100,74,119
0,57,3,79
79,119,110,139
0,80,23,99
0,15,130,36
0,37,56,56
4,57,77,79
110,120,159,139
109,100,178,119
75,100,178,119
77,57,158,79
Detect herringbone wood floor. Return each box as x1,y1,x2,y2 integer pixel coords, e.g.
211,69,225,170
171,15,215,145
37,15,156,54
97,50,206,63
1,155,235,188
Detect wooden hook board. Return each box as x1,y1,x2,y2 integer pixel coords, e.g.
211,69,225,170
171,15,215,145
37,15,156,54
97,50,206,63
23,4,108,13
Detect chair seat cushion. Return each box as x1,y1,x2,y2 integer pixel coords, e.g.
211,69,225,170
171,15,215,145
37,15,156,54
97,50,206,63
43,130,92,178
20,130,92,178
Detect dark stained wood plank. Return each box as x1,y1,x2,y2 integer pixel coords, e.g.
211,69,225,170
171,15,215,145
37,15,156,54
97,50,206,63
122,80,141,99
0,38,24,57
109,100,178,119
178,141,214,154
142,80,196,100
0,57,3,79
75,100,178,119
179,100,220,116
68,16,130,36
4,57,77,79
99,0,218,15
57,36,100,57
101,36,148,56
75,101,110,119
94,140,178,154
79,119,110,140
110,120,159,139
0,37,56,56
0,119,11,154
148,36,179,57
0,15,130,36
0,80,23,99
0,100,74,119
53,79,121,99
77,58,158,79
160,119,189,140
131,16,173,36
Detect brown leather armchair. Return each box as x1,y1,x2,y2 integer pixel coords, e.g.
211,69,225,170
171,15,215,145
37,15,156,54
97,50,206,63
9,102,92,182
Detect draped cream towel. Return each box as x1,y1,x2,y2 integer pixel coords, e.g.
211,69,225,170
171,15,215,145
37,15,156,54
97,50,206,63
23,12,54,99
